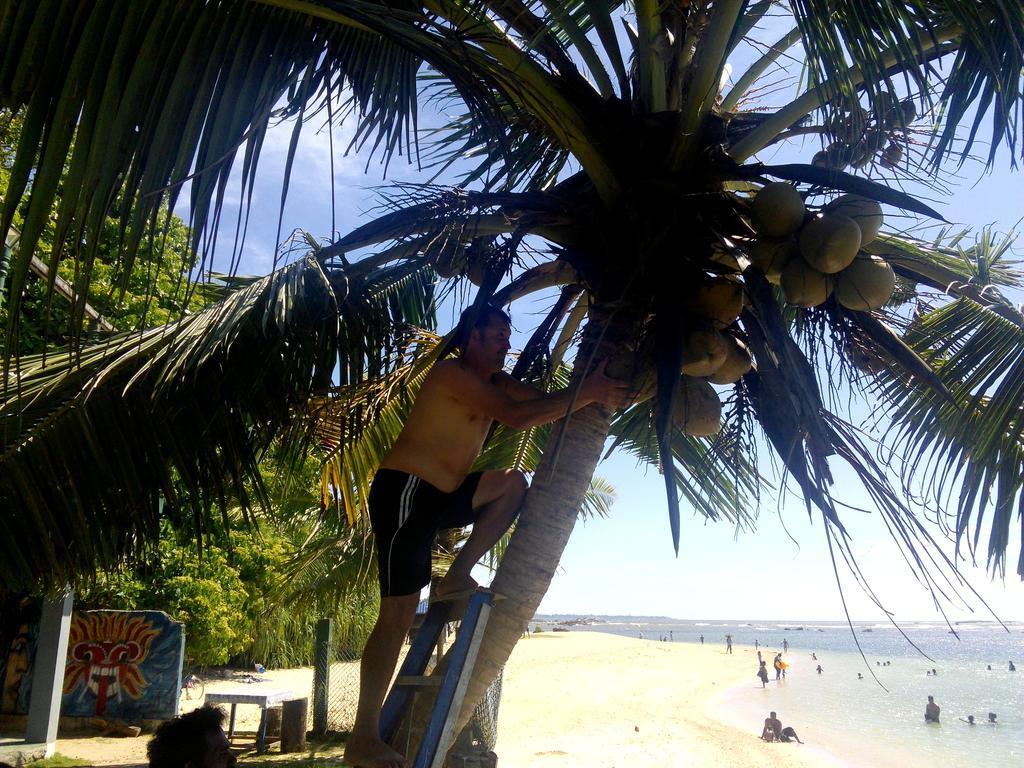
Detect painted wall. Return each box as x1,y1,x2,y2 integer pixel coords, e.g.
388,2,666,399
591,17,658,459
0,609,184,721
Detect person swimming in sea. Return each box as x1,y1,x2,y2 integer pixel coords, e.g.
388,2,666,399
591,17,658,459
925,696,940,723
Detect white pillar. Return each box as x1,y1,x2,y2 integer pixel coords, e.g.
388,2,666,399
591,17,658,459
26,591,74,756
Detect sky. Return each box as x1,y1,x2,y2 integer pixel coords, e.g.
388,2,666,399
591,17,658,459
173,18,1024,623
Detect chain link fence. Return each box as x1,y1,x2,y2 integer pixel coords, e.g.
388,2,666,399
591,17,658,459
314,604,503,751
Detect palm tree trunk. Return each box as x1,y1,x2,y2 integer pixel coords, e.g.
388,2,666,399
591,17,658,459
451,304,638,736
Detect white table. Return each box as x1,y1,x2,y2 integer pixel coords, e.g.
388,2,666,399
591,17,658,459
204,688,293,754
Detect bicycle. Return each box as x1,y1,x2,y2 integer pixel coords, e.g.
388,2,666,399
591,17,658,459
180,671,206,701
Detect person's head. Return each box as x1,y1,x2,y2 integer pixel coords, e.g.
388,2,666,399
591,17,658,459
148,705,236,768
927,696,934,703
769,711,777,719
967,715,975,724
457,304,511,372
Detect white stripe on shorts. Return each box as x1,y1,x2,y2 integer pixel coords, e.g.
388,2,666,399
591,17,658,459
385,475,419,594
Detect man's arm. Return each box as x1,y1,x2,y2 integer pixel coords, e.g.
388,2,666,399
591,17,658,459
492,372,546,402
440,361,630,430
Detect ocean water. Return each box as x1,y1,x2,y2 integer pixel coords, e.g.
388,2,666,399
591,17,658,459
533,616,1023,767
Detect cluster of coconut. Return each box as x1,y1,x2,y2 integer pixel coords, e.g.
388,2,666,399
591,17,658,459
814,92,913,171
747,182,896,311
608,276,753,438
431,239,495,286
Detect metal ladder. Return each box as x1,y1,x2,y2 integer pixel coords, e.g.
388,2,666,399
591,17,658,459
379,589,497,768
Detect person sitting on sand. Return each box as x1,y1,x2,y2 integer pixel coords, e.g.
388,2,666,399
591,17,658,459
779,726,803,744
148,705,236,768
758,660,770,687
761,712,783,742
925,696,940,723
857,673,863,680
988,712,998,724
343,305,630,768
961,715,976,725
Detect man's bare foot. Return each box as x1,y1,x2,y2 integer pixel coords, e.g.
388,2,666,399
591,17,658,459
343,736,409,768
434,572,478,601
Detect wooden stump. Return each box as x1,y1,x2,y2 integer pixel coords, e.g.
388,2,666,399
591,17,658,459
280,697,308,753
265,705,282,739
448,750,497,768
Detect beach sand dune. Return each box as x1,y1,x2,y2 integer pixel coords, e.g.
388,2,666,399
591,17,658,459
497,632,826,768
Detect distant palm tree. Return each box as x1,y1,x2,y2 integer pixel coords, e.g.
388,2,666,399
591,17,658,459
2,0,1024,739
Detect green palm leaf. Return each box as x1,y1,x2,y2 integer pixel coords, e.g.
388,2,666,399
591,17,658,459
0,246,440,589
879,297,1024,577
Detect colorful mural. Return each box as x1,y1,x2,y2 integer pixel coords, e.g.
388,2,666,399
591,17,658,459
0,608,184,721
0,596,40,715
61,611,184,720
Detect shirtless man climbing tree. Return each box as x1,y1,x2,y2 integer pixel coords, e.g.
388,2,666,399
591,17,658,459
344,304,631,768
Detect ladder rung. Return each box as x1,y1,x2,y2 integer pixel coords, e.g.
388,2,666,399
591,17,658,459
395,675,442,688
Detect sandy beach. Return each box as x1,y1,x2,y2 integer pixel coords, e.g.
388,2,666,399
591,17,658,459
51,633,837,767
496,631,832,768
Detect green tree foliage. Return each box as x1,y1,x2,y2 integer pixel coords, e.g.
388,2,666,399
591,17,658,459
77,515,378,668
1,108,202,354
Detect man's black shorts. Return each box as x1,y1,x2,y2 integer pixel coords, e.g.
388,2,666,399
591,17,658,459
368,468,484,597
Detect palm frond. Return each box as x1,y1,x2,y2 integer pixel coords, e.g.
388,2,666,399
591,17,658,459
730,1,1024,167
0,239,442,589
608,391,762,530
0,256,340,590
878,297,1024,577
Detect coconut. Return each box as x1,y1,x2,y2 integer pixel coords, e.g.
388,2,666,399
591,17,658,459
781,257,833,307
688,275,744,329
432,243,466,278
680,326,728,377
747,237,798,283
880,142,902,169
824,195,884,245
671,377,722,436
835,253,896,311
750,182,806,238
606,341,657,405
708,336,753,385
799,213,862,273
466,257,492,286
